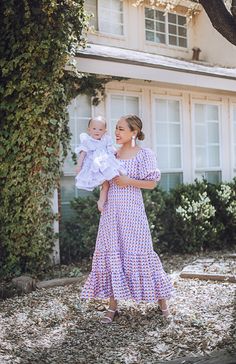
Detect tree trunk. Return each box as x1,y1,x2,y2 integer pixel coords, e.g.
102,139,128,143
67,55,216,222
199,0,236,46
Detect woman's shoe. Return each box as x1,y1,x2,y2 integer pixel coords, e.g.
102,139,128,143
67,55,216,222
100,308,118,324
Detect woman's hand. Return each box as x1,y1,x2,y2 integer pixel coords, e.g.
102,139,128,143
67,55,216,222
113,175,131,187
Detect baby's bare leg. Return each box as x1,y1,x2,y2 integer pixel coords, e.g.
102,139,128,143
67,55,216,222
97,181,109,212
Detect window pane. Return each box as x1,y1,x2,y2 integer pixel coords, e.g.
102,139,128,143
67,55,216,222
205,171,222,184
168,24,177,35
99,0,123,35
168,13,176,23
146,19,154,30
208,122,219,143
170,147,181,168
155,98,182,171
195,125,206,146
146,31,155,41
156,22,165,32
168,100,180,122
178,15,186,26
196,147,206,168
207,105,218,120
156,33,166,44
156,123,168,143
85,0,98,29
194,103,220,171
179,37,187,48
110,94,139,137
208,146,220,167
195,104,205,123
155,99,167,121
126,96,139,114
156,146,169,169
169,35,177,46
159,173,183,191
145,7,154,19
156,10,165,21
179,27,187,37
64,95,91,174
169,124,180,144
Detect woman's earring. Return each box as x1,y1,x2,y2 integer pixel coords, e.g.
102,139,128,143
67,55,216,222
131,135,136,147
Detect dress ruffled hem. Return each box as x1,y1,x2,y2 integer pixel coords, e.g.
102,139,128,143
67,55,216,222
80,270,173,302
81,248,174,302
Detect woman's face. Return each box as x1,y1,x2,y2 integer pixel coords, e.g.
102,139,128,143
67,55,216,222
115,118,135,145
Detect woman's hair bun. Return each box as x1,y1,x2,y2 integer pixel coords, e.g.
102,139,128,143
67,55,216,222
138,131,145,141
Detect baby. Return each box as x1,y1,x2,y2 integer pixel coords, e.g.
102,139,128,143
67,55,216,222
75,116,126,212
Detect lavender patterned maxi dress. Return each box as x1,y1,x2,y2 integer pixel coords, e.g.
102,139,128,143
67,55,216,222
81,148,173,302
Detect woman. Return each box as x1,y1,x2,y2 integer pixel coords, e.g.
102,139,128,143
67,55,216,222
80,115,173,323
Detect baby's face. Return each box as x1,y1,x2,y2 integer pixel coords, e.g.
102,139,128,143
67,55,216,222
88,120,106,140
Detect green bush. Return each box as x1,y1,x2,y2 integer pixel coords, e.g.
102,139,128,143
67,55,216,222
60,189,100,263
60,180,236,264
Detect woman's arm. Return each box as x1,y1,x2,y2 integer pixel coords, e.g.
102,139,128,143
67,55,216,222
113,175,156,190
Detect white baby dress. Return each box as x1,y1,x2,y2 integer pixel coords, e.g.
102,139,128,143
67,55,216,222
75,133,126,191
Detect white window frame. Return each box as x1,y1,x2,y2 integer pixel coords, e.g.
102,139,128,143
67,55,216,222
231,102,236,175
63,95,94,176
106,91,142,141
192,100,222,181
151,95,184,173
144,7,188,49
86,0,125,37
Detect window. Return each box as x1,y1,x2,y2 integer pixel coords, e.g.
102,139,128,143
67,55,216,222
193,103,221,183
61,95,92,220
109,94,139,140
145,7,187,48
85,0,124,36
153,98,183,191
233,105,236,171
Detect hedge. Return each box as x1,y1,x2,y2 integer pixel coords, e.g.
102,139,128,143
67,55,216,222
60,179,236,264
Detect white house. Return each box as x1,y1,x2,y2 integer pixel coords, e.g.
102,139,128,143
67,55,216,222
60,0,236,220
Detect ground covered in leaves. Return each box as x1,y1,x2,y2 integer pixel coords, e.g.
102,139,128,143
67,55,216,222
0,252,235,364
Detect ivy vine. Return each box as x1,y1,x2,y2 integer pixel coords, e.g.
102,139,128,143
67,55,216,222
0,0,89,276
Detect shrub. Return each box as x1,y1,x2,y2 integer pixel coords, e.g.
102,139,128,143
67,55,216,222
60,180,236,263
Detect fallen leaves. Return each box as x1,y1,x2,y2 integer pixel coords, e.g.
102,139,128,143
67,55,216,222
0,251,235,364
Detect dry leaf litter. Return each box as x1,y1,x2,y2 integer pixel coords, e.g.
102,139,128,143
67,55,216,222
0,252,235,364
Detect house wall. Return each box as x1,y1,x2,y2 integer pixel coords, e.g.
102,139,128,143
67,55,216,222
192,8,236,67
86,0,236,67
61,79,236,221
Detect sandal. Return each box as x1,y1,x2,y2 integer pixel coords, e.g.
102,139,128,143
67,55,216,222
161,308,170,318
100,308,118,324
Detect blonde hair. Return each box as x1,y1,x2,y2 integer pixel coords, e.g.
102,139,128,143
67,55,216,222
88,116,107,127
122,114,145,140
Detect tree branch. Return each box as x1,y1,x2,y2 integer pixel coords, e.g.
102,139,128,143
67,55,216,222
199,0,236,46
231,0,236,18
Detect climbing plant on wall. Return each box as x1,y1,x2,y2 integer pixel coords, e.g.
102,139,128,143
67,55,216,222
0,0,89,276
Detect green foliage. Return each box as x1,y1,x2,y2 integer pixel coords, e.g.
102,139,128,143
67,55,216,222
60,189,100,263
0,0,89,276
60,180,236,263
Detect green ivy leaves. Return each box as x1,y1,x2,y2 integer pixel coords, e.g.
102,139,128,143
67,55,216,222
0,0,88,277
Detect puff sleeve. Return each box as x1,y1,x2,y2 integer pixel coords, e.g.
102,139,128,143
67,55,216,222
74,133,89,155
138,148,161,182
